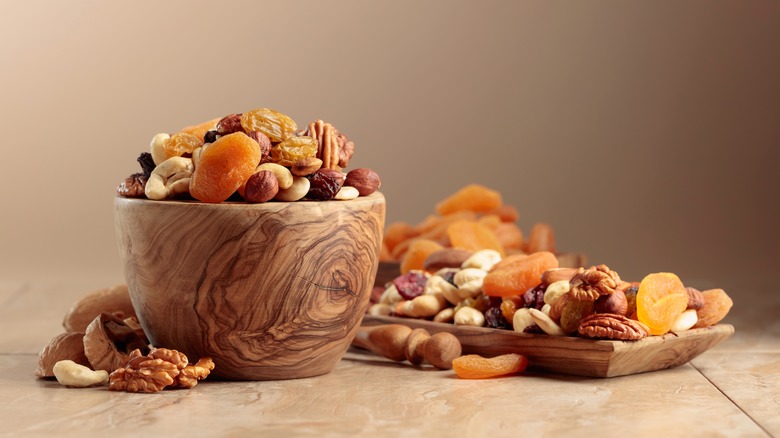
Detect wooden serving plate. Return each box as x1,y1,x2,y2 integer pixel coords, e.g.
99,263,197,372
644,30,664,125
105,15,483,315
361,315,734,378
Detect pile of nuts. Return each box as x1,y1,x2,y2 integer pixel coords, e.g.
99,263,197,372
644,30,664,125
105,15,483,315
370,249,732,341
117,108,381,203
36,285,214,393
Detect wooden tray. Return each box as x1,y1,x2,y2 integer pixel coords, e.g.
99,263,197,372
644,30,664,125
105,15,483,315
361,315,734,378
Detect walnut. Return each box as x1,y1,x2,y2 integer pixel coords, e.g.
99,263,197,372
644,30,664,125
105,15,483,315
569,264,621,301
117,173,147,198
578,313,649,341
686,287,705,310
109,348,214,393
301,120,355,170
173,357,215,389
108,348,187,393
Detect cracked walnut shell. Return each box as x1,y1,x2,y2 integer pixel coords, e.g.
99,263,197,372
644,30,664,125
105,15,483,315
578,313,649,341
569,264,621,301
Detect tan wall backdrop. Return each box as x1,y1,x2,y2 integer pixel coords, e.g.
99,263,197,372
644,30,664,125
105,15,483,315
1,1,778,296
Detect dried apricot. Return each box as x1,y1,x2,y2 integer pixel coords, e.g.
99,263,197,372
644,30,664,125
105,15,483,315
636,273,689,335
400,239,445,274
179,117,221,142
482,251,558,297
692,289,733,328
483,204,519,222
435,184,502,216
190,132,262,203
493,223,523,250
384,222,418,252
524,222,556,254
447,220,505,256
452,353,528,379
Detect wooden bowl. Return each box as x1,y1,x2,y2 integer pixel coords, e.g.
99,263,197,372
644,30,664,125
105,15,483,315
114,193,386,380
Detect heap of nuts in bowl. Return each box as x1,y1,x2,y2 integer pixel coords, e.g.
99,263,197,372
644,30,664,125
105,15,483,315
117,108,381,203
371,249,733,340
36,285,214,393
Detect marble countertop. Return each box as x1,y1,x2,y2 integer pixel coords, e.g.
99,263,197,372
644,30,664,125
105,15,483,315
1,279,778,437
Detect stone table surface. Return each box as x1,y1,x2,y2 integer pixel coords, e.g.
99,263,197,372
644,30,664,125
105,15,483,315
1,278,778,437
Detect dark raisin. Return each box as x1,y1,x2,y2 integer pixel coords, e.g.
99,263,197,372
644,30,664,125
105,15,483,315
392,272,428,300
523,324,545,334
522,284,546,310
439,270,457,286
137,152,156,177
485,307,512,330
306,169,344,200
204,130,219,144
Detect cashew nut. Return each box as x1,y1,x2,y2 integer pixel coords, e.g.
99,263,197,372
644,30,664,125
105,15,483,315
543,280,571,306
461,249,502,271
256,163,293,190
453,268,487,298
671,309,698,333
425,274,460,305
368,303,394,317
529,308,566,336
453,306,485,327
397,294,447,318
53,360,109,387
149,133,171,165
274,176,310,202
379,284,403,305
334,186,360,200
513,308,535,333
144,156,194,200
433,307,455,323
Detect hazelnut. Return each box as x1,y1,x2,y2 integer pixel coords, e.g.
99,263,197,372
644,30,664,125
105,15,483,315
216,113,243,135
594,290,628,316
248,131,272,160
344,168,381,196
244,170,279,203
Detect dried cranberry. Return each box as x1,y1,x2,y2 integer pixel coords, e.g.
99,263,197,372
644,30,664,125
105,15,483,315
522,284,546,310
392,272,428,300
485,307,512,330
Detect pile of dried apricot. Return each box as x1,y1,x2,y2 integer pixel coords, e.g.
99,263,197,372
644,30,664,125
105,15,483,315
371,249,733,342
381,184,575,269
117,108,381,203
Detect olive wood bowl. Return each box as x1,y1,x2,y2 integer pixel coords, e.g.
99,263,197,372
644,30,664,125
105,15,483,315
114,193,385,380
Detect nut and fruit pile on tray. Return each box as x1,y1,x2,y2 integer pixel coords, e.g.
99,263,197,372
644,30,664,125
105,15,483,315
371,185,732,342
372,249,732,341
117,108,381,203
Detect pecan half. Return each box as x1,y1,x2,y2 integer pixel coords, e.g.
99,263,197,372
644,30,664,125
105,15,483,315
569,264,621,301
117,173,148,198
301,120,355,170
108,348,187,393
578,313,649,341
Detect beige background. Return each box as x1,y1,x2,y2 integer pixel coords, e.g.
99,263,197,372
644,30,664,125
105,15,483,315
1,1,778,297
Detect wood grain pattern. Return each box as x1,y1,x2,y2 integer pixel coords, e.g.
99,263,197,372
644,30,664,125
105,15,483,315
114,193,385,380
362,315,734,377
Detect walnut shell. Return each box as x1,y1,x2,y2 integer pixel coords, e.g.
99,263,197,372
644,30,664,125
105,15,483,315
63,284,136,333
35,332,90,378
83,312,150,373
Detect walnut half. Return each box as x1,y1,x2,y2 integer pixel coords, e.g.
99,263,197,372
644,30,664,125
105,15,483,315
108,348,215,393
569,264,621,301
